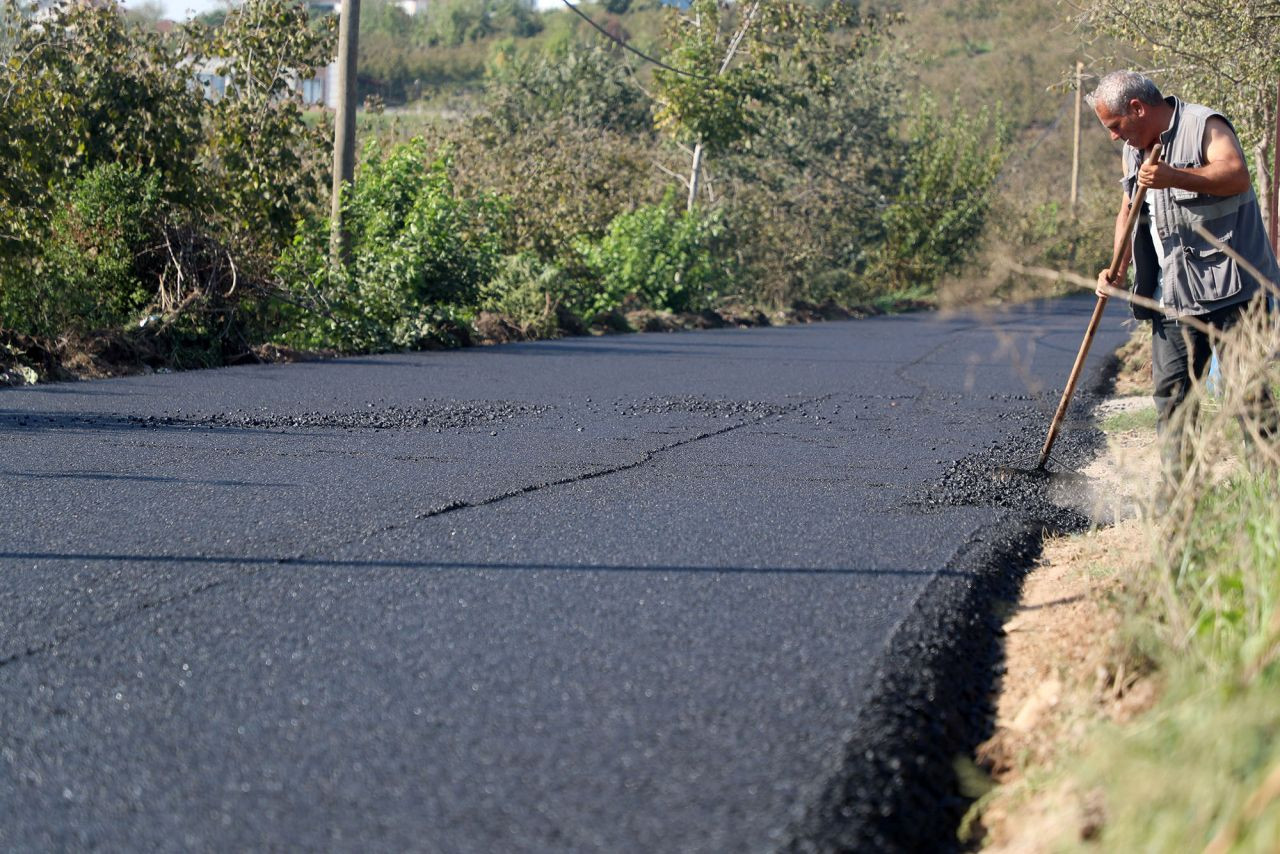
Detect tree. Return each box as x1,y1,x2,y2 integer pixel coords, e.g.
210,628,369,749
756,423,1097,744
196,0,337,249
877,96,1010,291
0,0,203,213
651,0,876,211
1081,0,1280,231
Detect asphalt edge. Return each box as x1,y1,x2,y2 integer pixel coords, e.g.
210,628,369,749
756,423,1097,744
781,349,1125,853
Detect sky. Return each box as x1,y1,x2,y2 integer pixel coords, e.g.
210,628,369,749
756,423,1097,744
128,0,226,21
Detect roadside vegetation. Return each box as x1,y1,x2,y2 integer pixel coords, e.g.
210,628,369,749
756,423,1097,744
968,2,1280,847
4,0,1126,384
973,310,1280,850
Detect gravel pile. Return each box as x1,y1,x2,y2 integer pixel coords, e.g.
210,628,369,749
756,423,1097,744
619,395,787,419
915,423,1100,533
129,400,554,432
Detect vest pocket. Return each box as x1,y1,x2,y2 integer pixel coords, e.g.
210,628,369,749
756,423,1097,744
1168,162,1202,203
1175,227,1240,304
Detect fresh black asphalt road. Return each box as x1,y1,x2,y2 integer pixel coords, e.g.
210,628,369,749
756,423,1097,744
0,295,1128,852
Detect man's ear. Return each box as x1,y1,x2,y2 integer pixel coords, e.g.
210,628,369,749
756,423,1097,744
1128,98,1145,117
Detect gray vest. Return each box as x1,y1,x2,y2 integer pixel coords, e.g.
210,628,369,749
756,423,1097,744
1123,97,1280,319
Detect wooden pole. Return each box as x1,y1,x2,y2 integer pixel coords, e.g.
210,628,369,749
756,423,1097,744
1070,61,1083,214
330,0,361,264
1037,143,1163,470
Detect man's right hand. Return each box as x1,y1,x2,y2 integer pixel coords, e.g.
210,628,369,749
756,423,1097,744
1096,268,1119,298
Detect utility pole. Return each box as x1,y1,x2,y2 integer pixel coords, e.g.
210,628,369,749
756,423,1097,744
1070,61,1083,215
330,0,361,264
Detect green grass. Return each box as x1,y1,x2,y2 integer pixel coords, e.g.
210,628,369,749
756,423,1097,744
1060,467,1280,850
1077,667,1280,851
872,285,936,312
1101,407,1158,433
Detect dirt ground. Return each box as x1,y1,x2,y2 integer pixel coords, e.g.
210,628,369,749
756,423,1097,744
970,390,1162,850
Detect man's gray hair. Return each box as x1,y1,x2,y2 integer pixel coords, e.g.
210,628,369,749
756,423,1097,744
1086,70,1164,113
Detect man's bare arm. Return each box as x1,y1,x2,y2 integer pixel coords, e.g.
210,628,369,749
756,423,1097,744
1097,188,1131,297
1137,116,1250,196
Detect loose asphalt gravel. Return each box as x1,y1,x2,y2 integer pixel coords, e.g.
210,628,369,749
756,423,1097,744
0,295,1129,852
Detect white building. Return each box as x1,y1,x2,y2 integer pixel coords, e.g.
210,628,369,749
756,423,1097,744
310,0,430,15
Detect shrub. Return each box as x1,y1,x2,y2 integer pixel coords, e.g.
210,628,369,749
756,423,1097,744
279,138,506,351
0,0,334,365
478,253,570,339
450,116,665,267
578,202,730,316
1,165,164,339
484,42,654,136
876,96,1010,291
0,0,203,214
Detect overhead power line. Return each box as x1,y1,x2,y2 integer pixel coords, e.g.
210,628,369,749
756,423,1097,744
558,0,712,81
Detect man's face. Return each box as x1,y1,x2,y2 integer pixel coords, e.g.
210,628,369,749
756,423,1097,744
1094,99,1151,148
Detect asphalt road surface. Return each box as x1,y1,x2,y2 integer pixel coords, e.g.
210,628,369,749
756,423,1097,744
0,296,1128,852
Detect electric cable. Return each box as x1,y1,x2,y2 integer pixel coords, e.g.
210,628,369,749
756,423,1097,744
558,0,712,81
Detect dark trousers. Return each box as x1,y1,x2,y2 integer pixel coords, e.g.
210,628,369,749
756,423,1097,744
1151,299,1277,456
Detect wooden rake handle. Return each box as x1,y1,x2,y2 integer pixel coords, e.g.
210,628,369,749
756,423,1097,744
1036,143,1164,470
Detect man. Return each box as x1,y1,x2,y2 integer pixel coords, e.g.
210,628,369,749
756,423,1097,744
1089,70,1279,472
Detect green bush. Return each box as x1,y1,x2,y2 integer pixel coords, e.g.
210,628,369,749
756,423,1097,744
1,165,163,339
578,202,730,316
0,0,334,366
876,96,1010,290
0,0,203,213
451,116,664,267
484,42,653,136
479,253,570,338
279,138,506,351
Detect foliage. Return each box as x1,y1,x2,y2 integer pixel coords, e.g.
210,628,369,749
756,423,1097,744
280,139,506,351
1,0,1050,374
0,0,203,213
452,116,664,265
578,202,729,315
1,165,164,339
356,0,542,102
195,0,336,248
484,41,652,135
651,0,771,153
651,0,875,148
876,97,1010,290
651,0,884,214
712,15,903,304
1080,0,1279,158
0,0,340,372
978,192,1116,301
0,0,202,343
479,253,570,338
427,0,491,46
